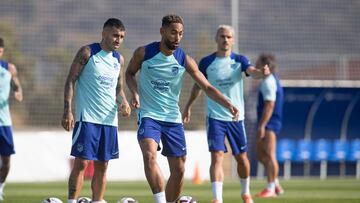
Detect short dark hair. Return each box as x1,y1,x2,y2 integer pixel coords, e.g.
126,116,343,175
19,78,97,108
103,18,125,31
162,14,184,27
256,53,278,72
0,38,4,48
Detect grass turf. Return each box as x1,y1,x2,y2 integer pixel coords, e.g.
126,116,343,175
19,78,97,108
3,178,360,202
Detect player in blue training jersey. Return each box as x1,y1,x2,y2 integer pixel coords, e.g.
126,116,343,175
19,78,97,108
0,37,23,201
61,18,131,203
126,15,239,203
182,25,270,203
255,53,284,198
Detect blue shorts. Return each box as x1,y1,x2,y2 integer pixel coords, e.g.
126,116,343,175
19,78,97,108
137,117,186,157
0,126,15,156
207,117,248,155
71,121,119,161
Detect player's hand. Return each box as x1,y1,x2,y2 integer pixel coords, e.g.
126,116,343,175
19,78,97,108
182,107,191,123
119,101,131,117
130,93,140,109
61,111,74,131
229,105,240,121
14,90,23,102
257,126,266,139
262,64,271,76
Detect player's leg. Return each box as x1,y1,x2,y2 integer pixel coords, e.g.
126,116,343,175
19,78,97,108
165,156,185,201
139,138,165,202
91,161,108,201
0,126,15,201
206,118,227,203
210,151,224,203
137,118,166,203
68,157,89,200
0,156,10,201
227,120,253,203
265,130,283,195
256,130,278,197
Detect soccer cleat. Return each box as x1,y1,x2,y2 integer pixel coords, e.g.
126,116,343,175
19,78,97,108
275,185,284,195
256,188,277,198
241,194,254,203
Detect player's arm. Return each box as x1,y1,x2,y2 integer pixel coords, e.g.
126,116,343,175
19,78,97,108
246,65,270,79
182,83,202,123
8,63,23,102
61,45,90,131
185,55,239,120
125,46,145,109
116,55,131,117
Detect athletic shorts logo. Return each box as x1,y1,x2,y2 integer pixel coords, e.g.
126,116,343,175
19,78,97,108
138,128,144,135
77,143,84,152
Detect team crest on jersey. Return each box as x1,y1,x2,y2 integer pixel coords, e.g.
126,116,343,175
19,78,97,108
113,62,119,69
171,66,179,75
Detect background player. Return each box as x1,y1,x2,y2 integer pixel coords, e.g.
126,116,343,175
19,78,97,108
61,18,131,203
0,37,23,201
125,14,239,203
255,53,284,198
182,25,270,203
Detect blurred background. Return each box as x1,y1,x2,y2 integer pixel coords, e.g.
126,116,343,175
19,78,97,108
1,0,359,180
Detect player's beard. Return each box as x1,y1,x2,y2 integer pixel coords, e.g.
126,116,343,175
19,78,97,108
164,38,178,51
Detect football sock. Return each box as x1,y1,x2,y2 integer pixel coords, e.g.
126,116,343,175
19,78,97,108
211,181,223,202
240,177,250,195
67,199,76,203
267,181,276,192
153,191,166,203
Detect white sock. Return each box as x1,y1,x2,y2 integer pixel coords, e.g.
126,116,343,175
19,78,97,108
92,201,106,203
267,181,276,192
0,182,4,192
153,191,166,203
211,181,223,202
240,177,250,195
67,200,77,203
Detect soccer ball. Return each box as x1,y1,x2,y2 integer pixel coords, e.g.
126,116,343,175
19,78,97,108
117,197,139,203
42,197,63,203
77,197,91,203
176,195,197,203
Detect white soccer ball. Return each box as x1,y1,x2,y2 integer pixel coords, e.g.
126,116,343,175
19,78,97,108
117,197,138,203
176,195,197,203
77,197,91,203
42,197,63,203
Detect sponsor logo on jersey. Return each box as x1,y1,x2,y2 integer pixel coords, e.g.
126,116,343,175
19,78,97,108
151,79,170,92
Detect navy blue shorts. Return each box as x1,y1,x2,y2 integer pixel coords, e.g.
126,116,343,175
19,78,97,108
137,117,186,157
0,126,15,156
207,117,248,155
71,121,119,161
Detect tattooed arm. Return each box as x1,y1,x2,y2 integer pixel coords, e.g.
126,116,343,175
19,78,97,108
61,46,90,131
8,63,23,102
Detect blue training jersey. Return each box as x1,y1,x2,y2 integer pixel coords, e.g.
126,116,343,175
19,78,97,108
0,60,12,126
75,43,121,126
138,42,186,123
199,52,251,121
257,74,283,133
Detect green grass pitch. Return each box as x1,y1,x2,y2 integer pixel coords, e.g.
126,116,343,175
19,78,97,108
3,178,360,202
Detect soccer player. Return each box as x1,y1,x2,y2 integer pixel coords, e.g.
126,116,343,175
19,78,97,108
0,37,23,201
61,18,131,203
182,25,270,203
125,14,239,203
255,53,284,198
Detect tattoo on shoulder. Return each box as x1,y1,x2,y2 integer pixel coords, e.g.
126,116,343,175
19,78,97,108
76,46,90,66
